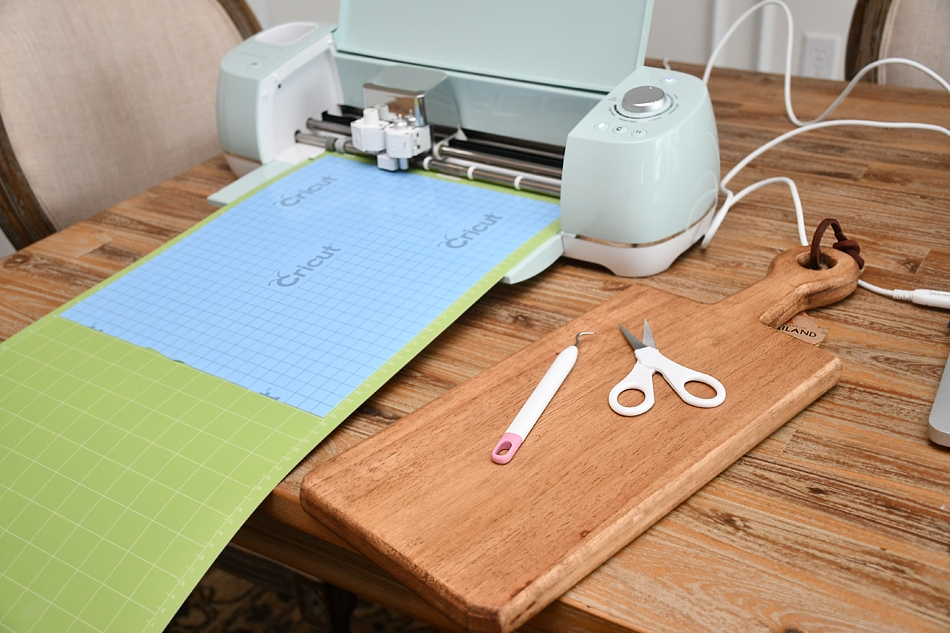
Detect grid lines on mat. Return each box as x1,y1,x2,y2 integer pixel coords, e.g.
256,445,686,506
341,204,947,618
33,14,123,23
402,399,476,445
0,317,329,632
62,155,561,418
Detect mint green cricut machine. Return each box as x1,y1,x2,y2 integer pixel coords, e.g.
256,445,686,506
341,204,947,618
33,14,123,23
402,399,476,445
213,0,719,280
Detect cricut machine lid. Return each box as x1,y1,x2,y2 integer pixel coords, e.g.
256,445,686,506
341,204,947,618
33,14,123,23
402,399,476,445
334,0,654,93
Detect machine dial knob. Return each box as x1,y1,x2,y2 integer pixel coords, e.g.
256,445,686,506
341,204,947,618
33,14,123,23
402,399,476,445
621,85,667,114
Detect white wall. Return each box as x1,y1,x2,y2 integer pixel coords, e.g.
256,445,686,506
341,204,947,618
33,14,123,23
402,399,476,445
247,0,857,78
648,0,858,79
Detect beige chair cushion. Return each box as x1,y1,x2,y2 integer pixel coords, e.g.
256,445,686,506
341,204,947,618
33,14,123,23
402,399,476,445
878,0,950,88
0,0,243,230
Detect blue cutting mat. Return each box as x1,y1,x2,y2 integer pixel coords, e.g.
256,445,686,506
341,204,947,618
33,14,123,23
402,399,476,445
63,155,560,418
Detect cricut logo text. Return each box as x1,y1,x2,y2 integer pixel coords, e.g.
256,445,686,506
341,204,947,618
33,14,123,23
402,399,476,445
275,175,338,207
269,246,341,287
439,213,504,249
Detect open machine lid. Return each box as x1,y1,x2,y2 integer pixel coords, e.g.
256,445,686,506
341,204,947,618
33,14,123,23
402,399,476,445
334,0,654,93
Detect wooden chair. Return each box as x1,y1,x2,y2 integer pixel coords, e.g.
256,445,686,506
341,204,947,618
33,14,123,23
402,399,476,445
0,0,260,250
846,0,950,86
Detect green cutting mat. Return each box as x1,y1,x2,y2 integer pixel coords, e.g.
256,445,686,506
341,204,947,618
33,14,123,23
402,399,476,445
0,158,560,632
0,317,326,632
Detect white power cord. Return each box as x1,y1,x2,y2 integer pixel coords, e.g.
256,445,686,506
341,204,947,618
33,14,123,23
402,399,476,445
700,0,950,310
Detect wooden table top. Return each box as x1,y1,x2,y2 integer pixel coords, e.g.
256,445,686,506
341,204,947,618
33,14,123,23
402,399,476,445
2,65,948,632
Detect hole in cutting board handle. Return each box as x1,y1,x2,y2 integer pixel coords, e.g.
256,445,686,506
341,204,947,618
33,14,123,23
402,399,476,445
744,245,861,330
797,250,837,271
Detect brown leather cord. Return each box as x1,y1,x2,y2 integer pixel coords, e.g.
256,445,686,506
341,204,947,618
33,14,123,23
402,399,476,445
809,218,865,270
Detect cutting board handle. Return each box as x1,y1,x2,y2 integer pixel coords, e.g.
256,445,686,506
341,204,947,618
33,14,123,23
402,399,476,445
722,245,861,328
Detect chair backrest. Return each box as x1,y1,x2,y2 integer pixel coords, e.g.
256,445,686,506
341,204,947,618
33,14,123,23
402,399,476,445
846,0,950,87
0,0,259,249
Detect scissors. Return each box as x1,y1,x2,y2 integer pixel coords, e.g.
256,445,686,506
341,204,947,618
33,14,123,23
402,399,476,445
609,320,726,416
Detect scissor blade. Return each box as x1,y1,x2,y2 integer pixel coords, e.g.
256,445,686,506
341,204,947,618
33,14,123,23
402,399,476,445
642,319,656,348
619,324,647,350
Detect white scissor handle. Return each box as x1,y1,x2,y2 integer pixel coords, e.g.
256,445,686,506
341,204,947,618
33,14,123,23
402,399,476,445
609,347,726,416
608,361,656,416
650,351,726,409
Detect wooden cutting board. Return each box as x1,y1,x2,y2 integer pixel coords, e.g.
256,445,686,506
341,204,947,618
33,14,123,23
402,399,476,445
300,246,860,633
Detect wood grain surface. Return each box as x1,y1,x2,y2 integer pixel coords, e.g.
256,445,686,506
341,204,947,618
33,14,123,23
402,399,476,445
2,64,948,632
300,247,861,633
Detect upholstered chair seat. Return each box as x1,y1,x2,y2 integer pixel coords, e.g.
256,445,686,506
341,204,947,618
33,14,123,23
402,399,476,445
0,0,259,249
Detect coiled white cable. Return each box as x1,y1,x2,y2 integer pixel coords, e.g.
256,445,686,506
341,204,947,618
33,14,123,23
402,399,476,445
703,119,950,251
699,0,950,309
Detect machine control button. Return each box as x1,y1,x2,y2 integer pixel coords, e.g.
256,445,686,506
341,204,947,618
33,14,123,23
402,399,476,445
621,85,667,114
612,125,628,134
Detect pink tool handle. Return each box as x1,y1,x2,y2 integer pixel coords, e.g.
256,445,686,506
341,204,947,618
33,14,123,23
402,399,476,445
491,433,524,465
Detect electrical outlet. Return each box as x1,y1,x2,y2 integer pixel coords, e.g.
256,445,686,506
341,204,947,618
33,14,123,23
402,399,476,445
800,33,840,79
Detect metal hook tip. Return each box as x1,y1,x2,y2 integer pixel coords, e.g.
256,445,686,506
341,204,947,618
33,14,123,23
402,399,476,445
575,331,595,346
